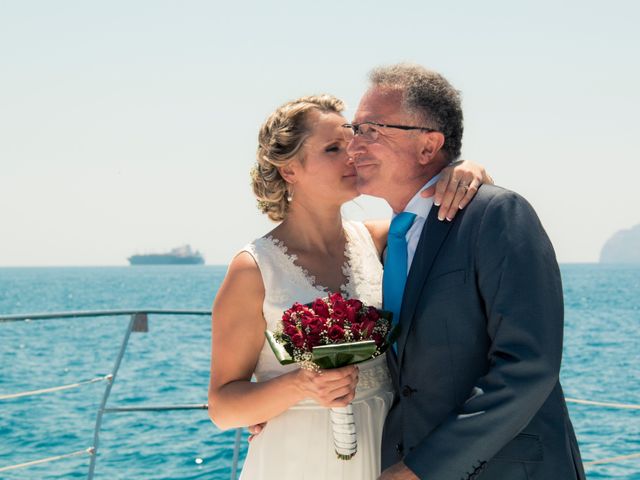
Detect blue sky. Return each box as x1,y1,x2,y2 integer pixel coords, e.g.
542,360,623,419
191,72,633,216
1,0,638,265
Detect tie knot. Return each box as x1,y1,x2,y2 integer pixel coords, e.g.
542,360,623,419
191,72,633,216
389,212,416,238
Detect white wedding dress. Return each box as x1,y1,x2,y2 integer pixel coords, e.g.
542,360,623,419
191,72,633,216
239,220,394,480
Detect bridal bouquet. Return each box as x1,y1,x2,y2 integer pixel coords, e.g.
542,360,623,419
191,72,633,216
265,292,397,460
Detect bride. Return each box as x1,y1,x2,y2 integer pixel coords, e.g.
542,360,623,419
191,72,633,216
208,94,491,479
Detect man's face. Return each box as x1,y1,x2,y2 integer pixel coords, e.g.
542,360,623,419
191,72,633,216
346,87,424,204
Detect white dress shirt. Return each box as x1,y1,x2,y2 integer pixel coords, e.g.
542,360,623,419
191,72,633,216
391,173,442,271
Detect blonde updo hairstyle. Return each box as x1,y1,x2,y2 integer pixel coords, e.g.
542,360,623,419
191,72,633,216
251,94,345,222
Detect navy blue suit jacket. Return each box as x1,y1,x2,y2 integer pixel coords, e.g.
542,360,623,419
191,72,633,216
382,185,586,480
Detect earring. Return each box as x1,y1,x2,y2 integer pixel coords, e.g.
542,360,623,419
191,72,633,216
286,187,294,202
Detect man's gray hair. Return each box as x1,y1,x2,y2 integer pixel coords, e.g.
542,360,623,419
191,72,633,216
369,63,463,161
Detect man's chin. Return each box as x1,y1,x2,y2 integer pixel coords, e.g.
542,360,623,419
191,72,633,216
356,178,384,198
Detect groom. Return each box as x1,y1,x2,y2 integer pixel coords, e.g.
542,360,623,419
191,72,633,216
346,64,586,480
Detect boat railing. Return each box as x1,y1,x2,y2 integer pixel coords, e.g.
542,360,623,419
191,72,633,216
1,310,639,477
0,309,243,480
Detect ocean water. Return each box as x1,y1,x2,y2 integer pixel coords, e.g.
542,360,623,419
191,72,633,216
0,265,638,479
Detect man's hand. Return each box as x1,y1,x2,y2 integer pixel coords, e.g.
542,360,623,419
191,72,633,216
378,461,420,480
248,422,266,442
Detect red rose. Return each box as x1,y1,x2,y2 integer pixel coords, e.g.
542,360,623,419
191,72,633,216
332,316,346,328
362,306,380,322
372,332,384,346
284,324,299,337
298,309,315,323
312,299,330,319
346,305,358,324
350,322,362,340
302,316,325,336
289,303,315,323
332,299,349,321
360,320,376,338
305,333,322,348
327,324,346,342
329,292,345,304
290,302,305,312
290,332,305,348
346,299,363,311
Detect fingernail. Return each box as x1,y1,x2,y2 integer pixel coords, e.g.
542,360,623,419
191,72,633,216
438,215,444,221
458,204,463,210
434,201,441,206
446,217,452,222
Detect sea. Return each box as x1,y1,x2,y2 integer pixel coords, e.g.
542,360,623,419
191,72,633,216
0,265,638,479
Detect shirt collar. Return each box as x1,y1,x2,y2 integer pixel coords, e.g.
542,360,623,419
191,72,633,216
394,173,442,220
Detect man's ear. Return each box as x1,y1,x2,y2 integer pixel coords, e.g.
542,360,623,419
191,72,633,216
418,132,445,165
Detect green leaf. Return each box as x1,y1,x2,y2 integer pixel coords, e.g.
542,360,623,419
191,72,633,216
265,330,295,365
311,340,378,368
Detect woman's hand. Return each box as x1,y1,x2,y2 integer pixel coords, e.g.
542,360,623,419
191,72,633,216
246,365,358,441
295,365,359,408
421,160,494,221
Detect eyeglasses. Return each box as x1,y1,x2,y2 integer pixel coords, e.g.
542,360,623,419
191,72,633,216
341,121,438,142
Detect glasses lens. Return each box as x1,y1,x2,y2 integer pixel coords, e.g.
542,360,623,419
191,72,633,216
359,123,378,142
342,125,355,142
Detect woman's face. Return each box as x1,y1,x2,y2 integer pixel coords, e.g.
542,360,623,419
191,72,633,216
289,110,358,208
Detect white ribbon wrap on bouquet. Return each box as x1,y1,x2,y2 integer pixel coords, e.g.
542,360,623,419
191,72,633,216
330,404,357,460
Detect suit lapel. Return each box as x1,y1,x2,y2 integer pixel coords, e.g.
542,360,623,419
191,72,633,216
396,207,454,365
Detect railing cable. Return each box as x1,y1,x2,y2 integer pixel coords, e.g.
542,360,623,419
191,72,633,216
0,448,94,473
0,375,112,401
104,403,208,413
566,397,640,410
584,452,640,467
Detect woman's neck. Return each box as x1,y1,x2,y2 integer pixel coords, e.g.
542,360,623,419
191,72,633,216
273,201,344,256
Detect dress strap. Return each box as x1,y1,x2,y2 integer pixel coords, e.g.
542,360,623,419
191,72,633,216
343,220,379,254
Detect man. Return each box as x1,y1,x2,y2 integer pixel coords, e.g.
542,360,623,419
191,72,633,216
345,64,585,480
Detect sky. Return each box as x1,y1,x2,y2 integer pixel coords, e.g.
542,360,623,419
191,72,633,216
1,0,638,266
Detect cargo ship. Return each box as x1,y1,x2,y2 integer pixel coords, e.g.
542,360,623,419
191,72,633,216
128,245,204,265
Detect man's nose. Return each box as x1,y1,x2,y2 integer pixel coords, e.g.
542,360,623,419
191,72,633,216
346,135,366,157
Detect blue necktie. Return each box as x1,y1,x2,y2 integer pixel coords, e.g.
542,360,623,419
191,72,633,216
383,212,417,331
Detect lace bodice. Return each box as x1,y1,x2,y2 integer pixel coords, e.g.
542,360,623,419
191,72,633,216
241,220,384,384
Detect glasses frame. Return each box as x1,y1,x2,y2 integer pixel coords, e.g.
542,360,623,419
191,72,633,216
342,121,438,141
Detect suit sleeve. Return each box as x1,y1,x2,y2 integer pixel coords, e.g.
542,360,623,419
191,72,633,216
403,190,564,479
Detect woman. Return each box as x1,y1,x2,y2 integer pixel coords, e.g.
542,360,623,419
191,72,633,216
208,94,492,479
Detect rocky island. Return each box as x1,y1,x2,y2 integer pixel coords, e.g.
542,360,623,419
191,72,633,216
600,224,640,263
